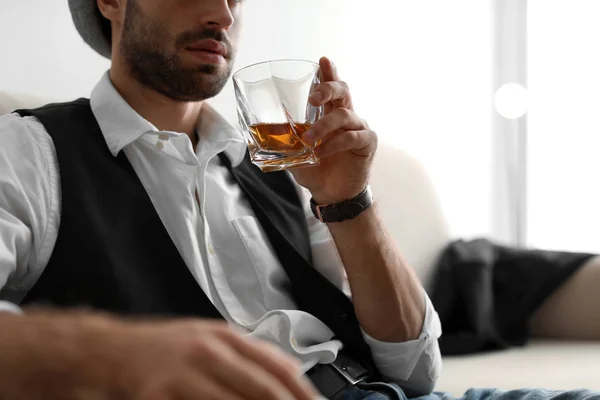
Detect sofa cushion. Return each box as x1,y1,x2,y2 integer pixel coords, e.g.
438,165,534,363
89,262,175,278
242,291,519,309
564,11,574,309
437,340,600,396
0,91,54,116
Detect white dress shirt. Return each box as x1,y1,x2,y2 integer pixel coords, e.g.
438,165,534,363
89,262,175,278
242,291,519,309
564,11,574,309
0,72,442,394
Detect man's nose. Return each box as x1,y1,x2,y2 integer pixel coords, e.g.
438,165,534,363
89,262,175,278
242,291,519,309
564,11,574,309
197,0,235,30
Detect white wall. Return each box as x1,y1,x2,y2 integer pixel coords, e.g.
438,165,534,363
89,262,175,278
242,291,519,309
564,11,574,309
0,0,494,240
222,0,495,241
0,0,110,100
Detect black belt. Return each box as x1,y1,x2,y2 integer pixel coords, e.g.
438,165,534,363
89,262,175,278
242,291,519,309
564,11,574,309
306,350,372,399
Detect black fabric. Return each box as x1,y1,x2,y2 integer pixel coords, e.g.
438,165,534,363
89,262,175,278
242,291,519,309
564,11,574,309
14,99,378,377
16,99,222,319
429,238,595,355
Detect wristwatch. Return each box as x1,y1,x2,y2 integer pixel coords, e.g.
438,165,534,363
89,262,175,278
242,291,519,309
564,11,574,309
310,186,373,223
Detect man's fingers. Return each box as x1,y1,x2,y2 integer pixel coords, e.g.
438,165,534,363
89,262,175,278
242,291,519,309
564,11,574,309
309,81,350,107
303,108,365,145
191,335,299,400
219,333,319,400
315,56,353,112
315,130,377,159
173,371,245,400
319,56,339,82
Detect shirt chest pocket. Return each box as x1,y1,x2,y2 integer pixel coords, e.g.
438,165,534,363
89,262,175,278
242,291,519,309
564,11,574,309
231,216,296,310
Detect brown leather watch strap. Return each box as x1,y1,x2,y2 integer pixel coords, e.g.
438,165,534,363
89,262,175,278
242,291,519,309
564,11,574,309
310,186,373,223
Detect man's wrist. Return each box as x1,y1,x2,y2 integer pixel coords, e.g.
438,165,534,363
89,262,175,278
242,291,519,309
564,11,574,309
310,193,350,206
310,186,373,223
310,184,369,206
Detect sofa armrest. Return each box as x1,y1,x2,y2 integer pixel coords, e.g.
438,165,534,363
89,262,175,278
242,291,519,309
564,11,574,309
370,144,451,291
0,91,55,116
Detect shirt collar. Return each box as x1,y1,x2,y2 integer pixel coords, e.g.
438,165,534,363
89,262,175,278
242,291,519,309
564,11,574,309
90,72,157,158
90,71,247,167
195,101,247,167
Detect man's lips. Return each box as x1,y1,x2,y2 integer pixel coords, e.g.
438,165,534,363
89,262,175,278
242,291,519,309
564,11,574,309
185,39,228,58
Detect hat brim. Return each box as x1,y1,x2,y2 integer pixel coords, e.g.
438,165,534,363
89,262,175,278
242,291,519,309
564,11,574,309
69,0,112,59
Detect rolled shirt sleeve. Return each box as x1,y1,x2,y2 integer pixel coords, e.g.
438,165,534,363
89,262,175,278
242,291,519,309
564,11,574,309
361,290,442,396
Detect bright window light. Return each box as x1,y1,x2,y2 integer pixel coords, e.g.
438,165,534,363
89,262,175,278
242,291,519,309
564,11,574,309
528,0,600,253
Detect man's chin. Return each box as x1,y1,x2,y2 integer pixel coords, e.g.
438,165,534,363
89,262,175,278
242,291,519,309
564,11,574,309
147,66,230,101
173,81,228,102
192,69,231,91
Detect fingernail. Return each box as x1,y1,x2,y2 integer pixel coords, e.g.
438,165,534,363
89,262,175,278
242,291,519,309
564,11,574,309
309,91,322,103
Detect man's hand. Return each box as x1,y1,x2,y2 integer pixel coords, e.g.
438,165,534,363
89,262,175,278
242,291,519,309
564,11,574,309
290,58,427,346
0,310,319,400
291,56,377,205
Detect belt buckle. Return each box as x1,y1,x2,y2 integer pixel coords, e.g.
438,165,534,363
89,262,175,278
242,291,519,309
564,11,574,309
330,363,366,386
330,352,370,386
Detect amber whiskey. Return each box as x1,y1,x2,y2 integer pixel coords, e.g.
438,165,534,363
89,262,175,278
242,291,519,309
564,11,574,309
247,122,320,172
249,122,312,152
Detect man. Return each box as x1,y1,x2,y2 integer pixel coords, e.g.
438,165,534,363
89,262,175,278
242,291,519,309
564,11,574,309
0,0,440,399
0,1,596,400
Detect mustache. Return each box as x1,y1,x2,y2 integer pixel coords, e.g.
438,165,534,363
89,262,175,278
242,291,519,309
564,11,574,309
176,29,233,58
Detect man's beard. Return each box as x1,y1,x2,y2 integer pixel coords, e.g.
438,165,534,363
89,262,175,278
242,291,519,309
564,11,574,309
120,0,235,102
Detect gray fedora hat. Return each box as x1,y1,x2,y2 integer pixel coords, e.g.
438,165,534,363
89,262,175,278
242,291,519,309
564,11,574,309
69,0,112,59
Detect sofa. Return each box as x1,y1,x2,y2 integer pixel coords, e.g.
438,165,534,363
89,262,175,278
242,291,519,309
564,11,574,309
1,90,599,396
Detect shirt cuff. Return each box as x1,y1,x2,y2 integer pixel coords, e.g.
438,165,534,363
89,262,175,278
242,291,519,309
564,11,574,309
360,290,442,383
0,301,23,315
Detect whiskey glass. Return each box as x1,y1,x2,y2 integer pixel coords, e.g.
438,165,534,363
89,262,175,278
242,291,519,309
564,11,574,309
233,59,323,172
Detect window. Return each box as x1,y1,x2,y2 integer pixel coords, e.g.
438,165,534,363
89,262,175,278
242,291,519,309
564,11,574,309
528,0,600,253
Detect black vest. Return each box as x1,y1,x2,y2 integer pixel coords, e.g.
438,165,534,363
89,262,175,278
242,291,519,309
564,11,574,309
15,100,378,374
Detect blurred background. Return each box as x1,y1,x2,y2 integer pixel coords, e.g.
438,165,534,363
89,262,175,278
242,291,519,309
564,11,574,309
2,0,597,253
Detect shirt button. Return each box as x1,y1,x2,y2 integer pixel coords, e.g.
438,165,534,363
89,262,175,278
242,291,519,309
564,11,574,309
158,134,170,141
291,337,298,348
155,141,165,150
208,243,215,255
